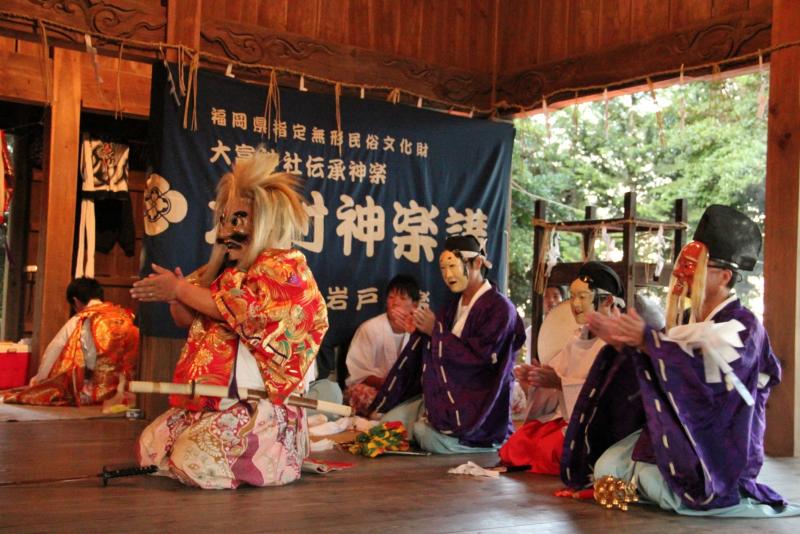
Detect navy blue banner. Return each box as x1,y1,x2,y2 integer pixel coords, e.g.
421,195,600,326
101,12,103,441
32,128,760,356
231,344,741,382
143,63,515,349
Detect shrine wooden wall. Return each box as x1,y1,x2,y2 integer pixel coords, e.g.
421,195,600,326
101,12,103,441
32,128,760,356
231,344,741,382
0,0,775,112
496,0,773,110
499,0,771,73
203,0,497,73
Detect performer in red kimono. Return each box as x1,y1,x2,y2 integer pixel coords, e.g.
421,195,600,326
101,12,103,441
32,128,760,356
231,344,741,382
369,235,526,453
1,277,139,406
499,262,624,474
131,152,328,489
563,205,799,517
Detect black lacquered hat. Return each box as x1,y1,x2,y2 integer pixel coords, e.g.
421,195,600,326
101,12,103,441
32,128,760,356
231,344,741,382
693,205,762,271
444,235,493,269
578,261,624,299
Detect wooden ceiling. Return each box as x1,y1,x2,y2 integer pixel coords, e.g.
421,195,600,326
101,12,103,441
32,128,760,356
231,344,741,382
0,0,774,114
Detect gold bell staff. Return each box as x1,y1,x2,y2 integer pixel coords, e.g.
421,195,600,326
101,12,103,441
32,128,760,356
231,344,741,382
129,380,353,418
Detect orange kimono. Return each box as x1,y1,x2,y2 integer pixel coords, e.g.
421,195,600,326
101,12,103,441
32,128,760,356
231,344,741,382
170,248,329,410
1,302,139,406
137,248,329,489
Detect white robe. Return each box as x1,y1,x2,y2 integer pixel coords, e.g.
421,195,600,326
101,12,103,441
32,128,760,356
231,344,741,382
524,326,605,423
345,313,408,387
35,299,101,383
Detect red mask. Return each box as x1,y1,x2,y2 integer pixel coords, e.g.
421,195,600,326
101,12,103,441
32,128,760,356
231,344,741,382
672,241,706,296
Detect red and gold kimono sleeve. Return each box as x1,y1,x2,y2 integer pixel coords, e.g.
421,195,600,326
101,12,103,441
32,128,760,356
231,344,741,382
85,303,140,403
213,248,329,403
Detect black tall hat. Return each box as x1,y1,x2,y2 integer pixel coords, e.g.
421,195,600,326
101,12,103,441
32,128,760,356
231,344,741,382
578,261,624,299
693,205,762,271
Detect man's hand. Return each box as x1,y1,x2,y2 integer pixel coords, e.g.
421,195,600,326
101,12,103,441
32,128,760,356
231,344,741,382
413,306,435,336
514,364,534,389
610,308,646,350
586,308,646,351
515,361,561,390
131,263,182,302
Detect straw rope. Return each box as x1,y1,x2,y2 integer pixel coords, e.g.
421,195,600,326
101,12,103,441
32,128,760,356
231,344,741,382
5,10,800,117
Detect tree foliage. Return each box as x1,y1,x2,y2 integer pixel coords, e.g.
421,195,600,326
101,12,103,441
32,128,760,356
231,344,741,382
509,73,768,317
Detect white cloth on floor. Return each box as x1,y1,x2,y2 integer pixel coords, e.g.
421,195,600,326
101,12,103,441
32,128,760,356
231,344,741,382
308,415,380,436
447,461,500,478
307,414,328,427
309,417,353,436
309,439,335,452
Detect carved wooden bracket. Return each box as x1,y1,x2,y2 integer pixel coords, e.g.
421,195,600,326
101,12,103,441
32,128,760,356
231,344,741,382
0,0,165,57
200,19,492,110
496,11,772,113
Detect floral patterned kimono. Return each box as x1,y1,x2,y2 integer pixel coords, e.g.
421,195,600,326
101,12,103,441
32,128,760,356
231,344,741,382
137,248,328,489
0,302,139,406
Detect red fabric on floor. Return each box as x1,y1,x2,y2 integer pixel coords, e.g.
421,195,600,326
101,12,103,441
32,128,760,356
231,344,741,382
499,418,567,475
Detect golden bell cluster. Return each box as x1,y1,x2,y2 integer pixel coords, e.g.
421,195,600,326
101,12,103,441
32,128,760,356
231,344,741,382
593,475,639,511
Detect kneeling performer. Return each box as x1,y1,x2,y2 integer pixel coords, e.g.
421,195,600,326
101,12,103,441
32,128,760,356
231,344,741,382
131,152,328,489
499,262,624,474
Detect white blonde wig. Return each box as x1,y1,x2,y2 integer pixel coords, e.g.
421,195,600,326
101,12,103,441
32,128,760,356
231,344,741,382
201,151,308,286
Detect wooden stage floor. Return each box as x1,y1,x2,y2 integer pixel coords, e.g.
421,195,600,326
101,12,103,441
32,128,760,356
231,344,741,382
1,418,799,533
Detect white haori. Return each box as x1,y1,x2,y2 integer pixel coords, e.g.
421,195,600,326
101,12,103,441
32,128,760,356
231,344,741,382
345,313,408,387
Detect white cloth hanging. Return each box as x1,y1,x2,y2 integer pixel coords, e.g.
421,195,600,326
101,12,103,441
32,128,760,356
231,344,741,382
75,135,130,278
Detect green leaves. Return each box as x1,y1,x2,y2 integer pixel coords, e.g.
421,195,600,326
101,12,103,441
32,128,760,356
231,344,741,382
509,74,767,316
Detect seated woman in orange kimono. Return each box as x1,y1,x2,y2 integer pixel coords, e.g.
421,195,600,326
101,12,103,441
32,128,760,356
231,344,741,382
1,277,139,406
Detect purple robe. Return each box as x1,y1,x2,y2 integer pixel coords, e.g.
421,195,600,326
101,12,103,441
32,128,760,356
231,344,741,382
369,285,526,447
562,298,787,511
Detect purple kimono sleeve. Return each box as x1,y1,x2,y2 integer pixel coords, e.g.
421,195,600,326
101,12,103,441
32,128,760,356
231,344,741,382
560,345,645,488
367,334,425,415
635,311,786,510
422,292,526,444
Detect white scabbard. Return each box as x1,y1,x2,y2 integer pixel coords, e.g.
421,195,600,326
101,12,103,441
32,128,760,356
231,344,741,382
129,381,353,417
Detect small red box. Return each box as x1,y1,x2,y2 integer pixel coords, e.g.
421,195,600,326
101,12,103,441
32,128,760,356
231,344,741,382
0,343,30,389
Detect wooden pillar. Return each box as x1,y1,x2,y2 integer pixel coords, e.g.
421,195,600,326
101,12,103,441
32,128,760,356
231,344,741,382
31,48,82,368
530,200,547,361
764,0,800,457
137,0,204,419
673,199,687,262
581,205,597,260
2,132,31,342
621,192,636,310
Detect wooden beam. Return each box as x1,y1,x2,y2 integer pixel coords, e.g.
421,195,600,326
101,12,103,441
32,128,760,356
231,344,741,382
0,0,165,59
0,47,49,105
31,47,81,371
80,54,151,118
496,9,772,112
764,0,800,458
167,0,202,57
199,18,492,109
530,200,547,361
621,192,637,309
